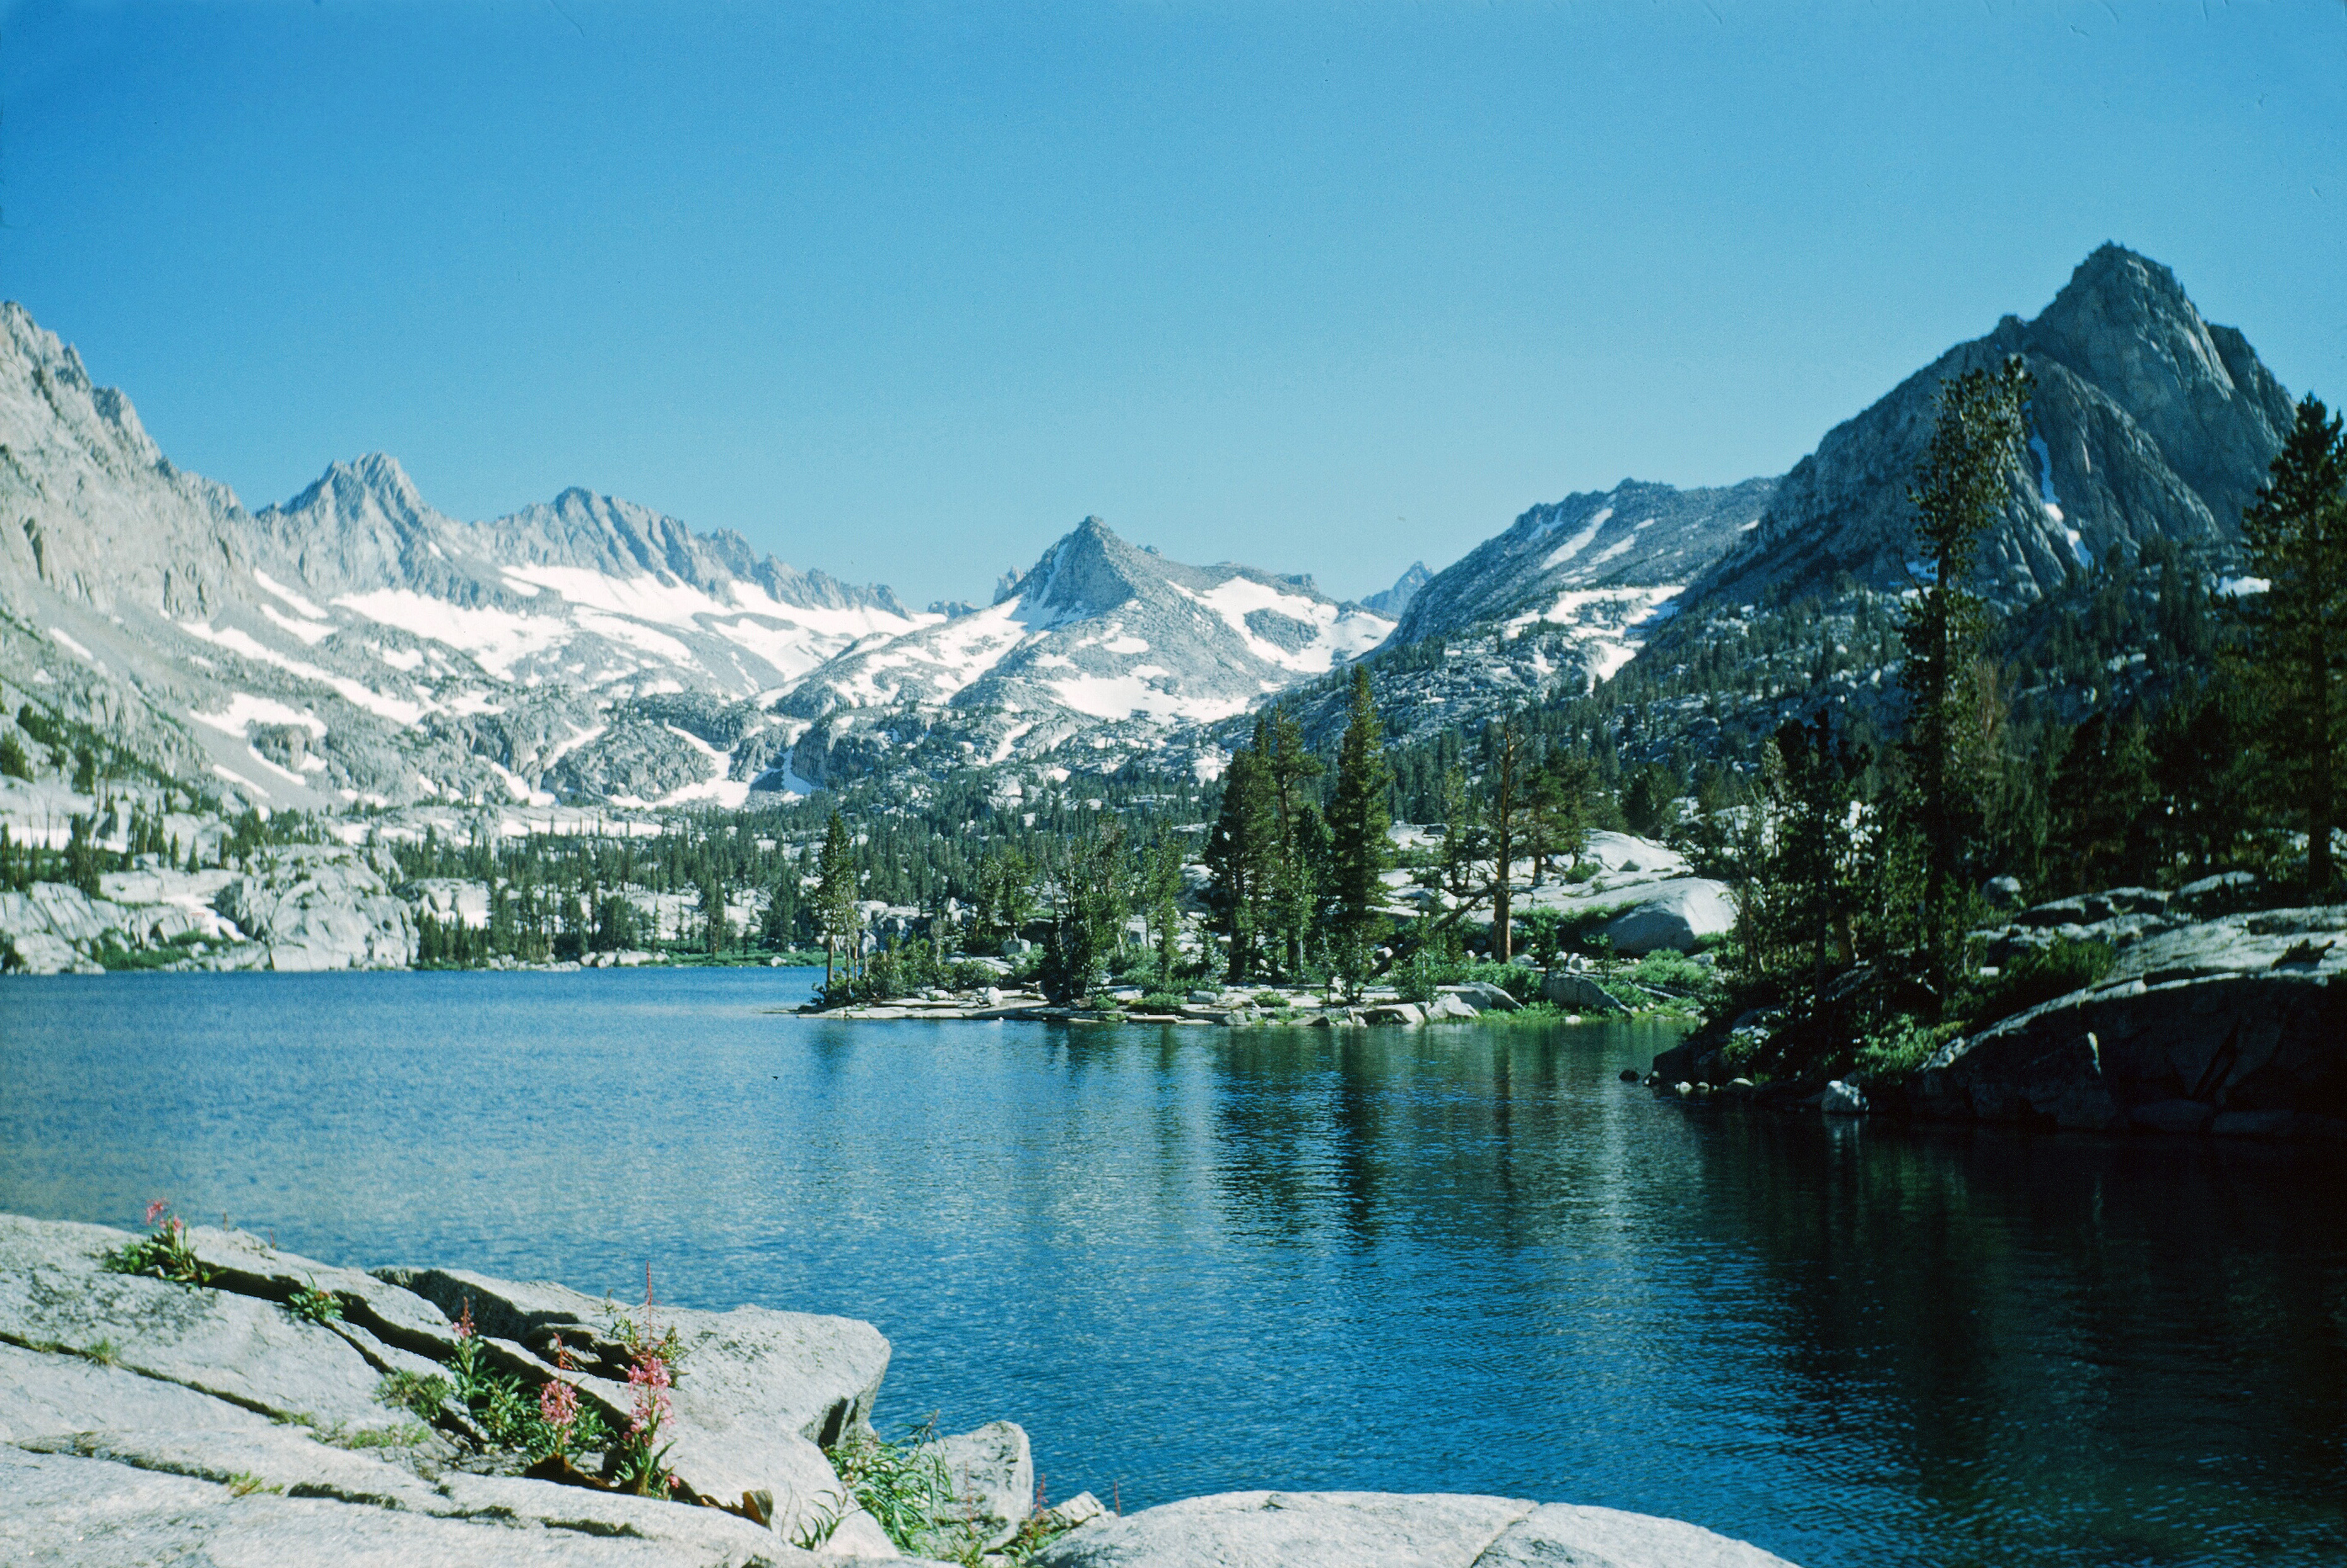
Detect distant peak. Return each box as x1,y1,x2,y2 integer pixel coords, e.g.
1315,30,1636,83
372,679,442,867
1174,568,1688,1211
2042,243,2194,320
280,450,435,520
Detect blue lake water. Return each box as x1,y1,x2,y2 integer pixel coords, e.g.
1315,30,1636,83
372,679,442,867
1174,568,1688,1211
3,967,2343,1566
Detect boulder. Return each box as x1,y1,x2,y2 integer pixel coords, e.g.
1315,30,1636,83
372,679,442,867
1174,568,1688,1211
1033,1490,1533,1568
0,1443,885,1568
2129,1099,2215,1134
1598,880,1734,956
1821,1080,1868,1116
2175,870,2261,918
214,845,416,969
0,1340,277,1446
190,1226,461,1362
921,1420,1033,1550
1423,992,1480,1021
1980,875,2025,911
1030,1491,1801,1568
1362,1002,1424,1026
1474,1502,1804,1567
1444,981,1521,1014
1541,972,1632,1012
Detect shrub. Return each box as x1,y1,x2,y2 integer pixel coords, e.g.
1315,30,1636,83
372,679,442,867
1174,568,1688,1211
375,1370,454,1422
1138,991,1188,1013
1851,1014,1950,1081
1626,951,1711,994
1969,939,2116,1026
945,959,999,992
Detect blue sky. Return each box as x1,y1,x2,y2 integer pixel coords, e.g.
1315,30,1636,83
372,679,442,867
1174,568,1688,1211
6,2,2344,607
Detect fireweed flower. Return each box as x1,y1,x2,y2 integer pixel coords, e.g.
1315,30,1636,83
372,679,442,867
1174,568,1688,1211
454,1299,476,1341
539,1377,579,1436
625,1350,673,1437
144,1199,168,1227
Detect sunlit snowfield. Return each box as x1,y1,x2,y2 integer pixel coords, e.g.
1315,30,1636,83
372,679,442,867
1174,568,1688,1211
4,968,2342,1567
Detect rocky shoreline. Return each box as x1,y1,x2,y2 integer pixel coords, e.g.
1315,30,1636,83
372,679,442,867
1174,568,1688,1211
0,1210,1799,1567
1645,901,2347,1144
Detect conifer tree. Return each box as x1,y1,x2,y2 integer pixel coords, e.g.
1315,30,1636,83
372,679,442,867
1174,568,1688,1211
1205,736,1278,980
1326,665,1392,989
2235,393,2347,893
2046,712,2155,894
1262,709,1323,973
815,810,859,997
1899,356,2030,1002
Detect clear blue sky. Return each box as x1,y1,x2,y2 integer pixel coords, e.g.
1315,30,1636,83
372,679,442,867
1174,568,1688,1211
6,1,2343,608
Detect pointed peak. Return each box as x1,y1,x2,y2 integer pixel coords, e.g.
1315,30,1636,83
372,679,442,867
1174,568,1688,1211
281,451,435,520
2039,243,2196,325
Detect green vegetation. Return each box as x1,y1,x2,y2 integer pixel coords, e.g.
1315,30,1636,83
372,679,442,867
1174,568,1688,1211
375,1369,455,1423
286,1277,343,1326
820,1420,1076,1566
104,1203,210,1286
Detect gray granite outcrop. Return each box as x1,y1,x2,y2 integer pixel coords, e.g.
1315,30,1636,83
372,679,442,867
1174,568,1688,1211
1917,907,2347,1137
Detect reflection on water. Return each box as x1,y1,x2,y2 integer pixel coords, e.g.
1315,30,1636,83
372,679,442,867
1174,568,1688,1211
3,970,2341,1567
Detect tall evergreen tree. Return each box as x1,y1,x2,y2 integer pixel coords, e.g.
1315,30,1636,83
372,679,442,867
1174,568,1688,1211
1262,709,1324,974
1899,356,2030,1003
1204,737,1279,980
815,810,860,997
1326,665,1392,990
2235,393,2347,892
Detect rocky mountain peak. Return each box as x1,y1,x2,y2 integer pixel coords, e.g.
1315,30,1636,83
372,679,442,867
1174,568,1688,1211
1683,245,2295,614
274,453,440,532
1363,561,1433,618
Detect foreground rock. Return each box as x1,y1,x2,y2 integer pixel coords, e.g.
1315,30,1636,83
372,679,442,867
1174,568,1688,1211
1033,1491,1799,1568
0,1213,956,1564
378,1266,897,1552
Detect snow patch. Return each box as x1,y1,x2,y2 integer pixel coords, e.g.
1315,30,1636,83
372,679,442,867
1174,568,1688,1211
252,570,329,621
1540,508,1611,570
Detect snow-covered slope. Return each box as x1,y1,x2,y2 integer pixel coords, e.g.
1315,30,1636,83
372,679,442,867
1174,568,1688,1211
1385,477,1776,674
0,301,924,810
779,517,1391,780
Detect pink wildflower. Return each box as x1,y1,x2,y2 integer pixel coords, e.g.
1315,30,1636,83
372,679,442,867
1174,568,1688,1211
625,1350,673,1438
454,1297,476,1342
539,1376,579,1434
144,1199,168,1227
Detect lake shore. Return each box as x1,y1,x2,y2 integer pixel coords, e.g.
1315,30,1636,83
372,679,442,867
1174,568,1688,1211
1,1209,1799,1567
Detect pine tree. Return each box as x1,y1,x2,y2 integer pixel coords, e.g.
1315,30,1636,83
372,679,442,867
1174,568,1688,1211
2235,393,2347,893
1144,832,1185,990
1262,709,1324,974
1204,738,1278,981
1326,665,1392,990
815,810,860,998
1899,356,2030,1003
1481,721,1525,963
2047,712,2156,894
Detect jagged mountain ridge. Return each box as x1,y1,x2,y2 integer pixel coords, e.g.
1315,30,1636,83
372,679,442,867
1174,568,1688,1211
779,516,1391,783
1688,245,2295,612
0,301,927,810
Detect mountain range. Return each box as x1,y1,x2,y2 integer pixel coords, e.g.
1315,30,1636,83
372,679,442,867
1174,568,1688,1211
0,243,2302,813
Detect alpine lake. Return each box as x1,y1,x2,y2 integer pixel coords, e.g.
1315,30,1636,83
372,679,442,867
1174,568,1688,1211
3,966,2340,1567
